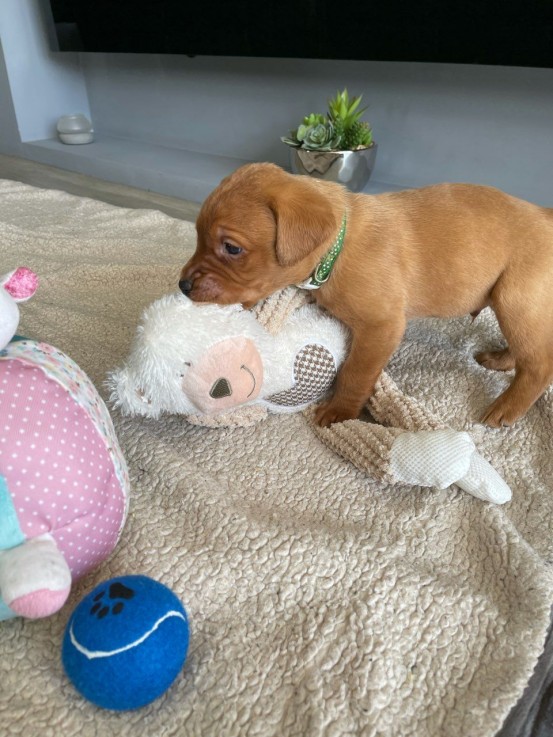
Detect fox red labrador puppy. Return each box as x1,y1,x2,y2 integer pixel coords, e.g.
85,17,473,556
179,162,553,428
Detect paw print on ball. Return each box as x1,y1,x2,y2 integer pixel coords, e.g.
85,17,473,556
89,581,135,619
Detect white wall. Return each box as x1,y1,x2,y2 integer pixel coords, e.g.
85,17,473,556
82,54,553,205
0,0,89,143
0,38,20,155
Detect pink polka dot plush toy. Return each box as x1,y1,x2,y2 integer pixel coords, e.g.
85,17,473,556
0,268,130,620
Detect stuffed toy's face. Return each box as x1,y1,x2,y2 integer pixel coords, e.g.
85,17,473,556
109,292,268,418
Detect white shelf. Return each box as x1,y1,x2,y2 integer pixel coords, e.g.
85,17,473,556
22,135,253,203
22,135,401,203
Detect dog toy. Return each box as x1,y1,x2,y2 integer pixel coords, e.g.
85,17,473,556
62,575,190,711
109,288,511,504
109,290,348,419
0,268,130,620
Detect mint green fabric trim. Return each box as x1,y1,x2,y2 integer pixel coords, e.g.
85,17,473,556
0,474,25,551
0,597,16,621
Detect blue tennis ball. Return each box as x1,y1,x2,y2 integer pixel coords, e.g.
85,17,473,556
62,575,189,711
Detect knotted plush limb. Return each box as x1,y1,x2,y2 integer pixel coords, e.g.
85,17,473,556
306,409,511,504
388,428,511,503
252,286,312,336
368,371,446,431
364,371,511,502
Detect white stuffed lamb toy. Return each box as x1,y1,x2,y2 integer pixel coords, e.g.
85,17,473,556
109,290,511,505
110,292,347,418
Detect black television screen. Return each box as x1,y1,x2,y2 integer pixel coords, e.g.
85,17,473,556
49,0,553,68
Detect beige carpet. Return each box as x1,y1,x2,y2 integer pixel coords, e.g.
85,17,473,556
1,177,553,737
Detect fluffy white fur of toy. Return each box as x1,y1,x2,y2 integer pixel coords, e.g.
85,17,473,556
109,293,349,418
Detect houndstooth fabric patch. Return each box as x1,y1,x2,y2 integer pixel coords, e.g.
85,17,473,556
267,344,336,407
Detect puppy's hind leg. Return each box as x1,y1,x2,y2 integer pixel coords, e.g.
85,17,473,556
481,277,553,427
475,347,516,372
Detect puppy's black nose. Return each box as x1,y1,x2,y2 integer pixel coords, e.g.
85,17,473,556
179,279,193,296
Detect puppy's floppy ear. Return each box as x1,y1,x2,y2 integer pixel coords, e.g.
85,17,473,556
268,179,339,267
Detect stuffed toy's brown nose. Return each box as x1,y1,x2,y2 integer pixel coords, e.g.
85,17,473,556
210,378,232,399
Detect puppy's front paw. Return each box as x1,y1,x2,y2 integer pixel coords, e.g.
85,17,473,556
480,395,522,428
314,401,359,428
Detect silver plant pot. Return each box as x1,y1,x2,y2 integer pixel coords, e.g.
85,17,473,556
288,143,378,193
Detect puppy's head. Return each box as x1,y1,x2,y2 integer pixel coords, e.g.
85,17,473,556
179,163,342,308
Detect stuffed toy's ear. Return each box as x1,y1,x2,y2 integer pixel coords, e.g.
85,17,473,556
1,267,38,302
108,365,158,418
268,181,340,268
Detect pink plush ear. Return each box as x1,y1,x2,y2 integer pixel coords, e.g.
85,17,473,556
2,267,38,302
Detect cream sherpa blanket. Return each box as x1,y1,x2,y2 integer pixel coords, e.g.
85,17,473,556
1,178,553,737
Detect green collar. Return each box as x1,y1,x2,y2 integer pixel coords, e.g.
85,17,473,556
297,213,347,290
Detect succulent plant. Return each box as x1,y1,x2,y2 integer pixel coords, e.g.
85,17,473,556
328,89,373,150
281,88,373,152
328,89,365,127
296,120,342,151
281,113,341,151
342,120,373,150
302,113,326,127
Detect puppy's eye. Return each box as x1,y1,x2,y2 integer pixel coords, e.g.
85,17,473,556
224,242,242,255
